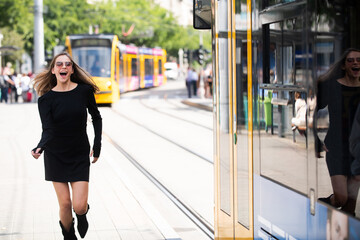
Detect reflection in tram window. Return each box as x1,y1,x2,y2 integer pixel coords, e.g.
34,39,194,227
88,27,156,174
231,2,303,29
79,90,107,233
217,0,231,217
312,0,360,219
235,4,249,226
316,48,360,215
259,16,308,194
219,38,231,215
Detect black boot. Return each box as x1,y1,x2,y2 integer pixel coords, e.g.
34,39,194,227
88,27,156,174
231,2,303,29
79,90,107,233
59,218,77,240
75,204,89,238
318,194,333,205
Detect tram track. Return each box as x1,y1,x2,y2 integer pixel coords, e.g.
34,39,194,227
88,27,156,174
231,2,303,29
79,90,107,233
138,98,213,131
103,132,215,240
111,107,213,164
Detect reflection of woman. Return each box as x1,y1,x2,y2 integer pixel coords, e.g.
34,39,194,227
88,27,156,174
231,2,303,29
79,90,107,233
317,48,360,216
31,52,102,239
350,105,360,179
326,209,348,240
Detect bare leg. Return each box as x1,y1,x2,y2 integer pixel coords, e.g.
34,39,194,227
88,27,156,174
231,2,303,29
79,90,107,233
71,181,90,238
341,175,360,214
330,175,348,208
53,182,73,231
70,181,89,215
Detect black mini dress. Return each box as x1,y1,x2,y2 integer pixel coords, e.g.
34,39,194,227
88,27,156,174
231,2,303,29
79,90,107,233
317,79,360,176
34,83,102,182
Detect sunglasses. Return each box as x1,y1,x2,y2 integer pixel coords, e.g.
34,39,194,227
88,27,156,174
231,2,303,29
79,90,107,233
55,61,73,67
346,58,360,63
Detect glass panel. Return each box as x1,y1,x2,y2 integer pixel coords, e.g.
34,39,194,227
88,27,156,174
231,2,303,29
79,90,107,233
72,46,111,77
217,0,228,32
120,58,123,78
235,0,249,228
158,59,162,74
259,16,308,194
312,0,360,218
218,0,231,215
131,58,137,76
219,37,231,215
145,58,154,76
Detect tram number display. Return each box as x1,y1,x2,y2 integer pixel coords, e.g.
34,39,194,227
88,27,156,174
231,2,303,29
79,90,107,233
72,39,111,48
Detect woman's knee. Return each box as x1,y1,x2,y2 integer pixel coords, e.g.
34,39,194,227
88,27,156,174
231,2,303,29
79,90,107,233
333,193,348,207
73,201,88,215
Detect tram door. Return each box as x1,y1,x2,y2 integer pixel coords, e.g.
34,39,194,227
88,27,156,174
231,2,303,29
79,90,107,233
214,0,253,239
232,0,253,238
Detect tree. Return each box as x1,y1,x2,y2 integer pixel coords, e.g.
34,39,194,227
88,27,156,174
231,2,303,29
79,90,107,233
0,28,25,69
0,0,211,62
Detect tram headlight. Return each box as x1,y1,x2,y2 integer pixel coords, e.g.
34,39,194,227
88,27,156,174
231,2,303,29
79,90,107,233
106,81,112,88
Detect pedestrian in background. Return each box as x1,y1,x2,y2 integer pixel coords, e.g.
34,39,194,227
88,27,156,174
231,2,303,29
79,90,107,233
186,67,194,98
191,68,198,97
20,73,31,102
1,63,15,103
31,52,102,240
10,72,19,103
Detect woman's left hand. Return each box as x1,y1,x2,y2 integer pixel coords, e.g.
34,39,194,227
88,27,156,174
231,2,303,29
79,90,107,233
90,150,99,164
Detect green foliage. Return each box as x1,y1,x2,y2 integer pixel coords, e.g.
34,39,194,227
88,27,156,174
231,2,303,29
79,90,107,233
0,0,211,62
0,27,25,65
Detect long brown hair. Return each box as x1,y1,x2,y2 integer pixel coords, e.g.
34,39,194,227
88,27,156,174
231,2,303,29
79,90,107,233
318,48,360,82
33,52,99,96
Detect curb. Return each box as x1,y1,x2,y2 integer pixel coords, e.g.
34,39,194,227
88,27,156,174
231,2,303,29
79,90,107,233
181,100,213,112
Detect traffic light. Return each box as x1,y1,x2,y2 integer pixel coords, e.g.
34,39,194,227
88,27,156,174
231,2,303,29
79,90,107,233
198,47,204,65
183,49,188,63
184,49,191,63
193,47,205,65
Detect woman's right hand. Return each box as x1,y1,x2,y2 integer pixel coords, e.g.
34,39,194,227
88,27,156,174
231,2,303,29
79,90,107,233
31,148,42,159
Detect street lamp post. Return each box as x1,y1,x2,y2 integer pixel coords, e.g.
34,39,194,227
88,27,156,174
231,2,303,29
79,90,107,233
34,0,45,73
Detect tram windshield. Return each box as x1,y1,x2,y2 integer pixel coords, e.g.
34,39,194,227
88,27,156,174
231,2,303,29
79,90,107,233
71,46,112,78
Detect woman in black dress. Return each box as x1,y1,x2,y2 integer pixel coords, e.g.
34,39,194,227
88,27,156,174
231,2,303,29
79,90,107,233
31,52,102,239
316,48,360,216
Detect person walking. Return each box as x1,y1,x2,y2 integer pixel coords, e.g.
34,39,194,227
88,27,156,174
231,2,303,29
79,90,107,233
191,68,198,97
186,67,194,98
31,52,102,240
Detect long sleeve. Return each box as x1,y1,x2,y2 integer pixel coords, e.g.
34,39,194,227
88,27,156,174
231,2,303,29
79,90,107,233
87,87,102,157
350,105,360,160
36,96,53,151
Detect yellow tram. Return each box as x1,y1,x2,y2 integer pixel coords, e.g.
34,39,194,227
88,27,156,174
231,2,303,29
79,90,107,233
65,34,167,105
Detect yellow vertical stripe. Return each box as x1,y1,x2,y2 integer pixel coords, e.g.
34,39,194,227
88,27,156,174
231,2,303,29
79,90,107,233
246,0,254,237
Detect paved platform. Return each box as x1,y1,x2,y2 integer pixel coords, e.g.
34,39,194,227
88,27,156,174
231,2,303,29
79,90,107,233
0,103,177,240
0,81,213,240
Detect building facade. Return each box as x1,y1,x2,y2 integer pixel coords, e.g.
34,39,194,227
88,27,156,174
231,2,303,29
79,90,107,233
153,0,193,27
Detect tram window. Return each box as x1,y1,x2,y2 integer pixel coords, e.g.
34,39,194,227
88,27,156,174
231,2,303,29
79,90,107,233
259,16,308,194
235,41,250,227
72,47,111,78
131,58,137,76
158,59,162,75
145,58,154,76
219,37,231,215
119,58,123,79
